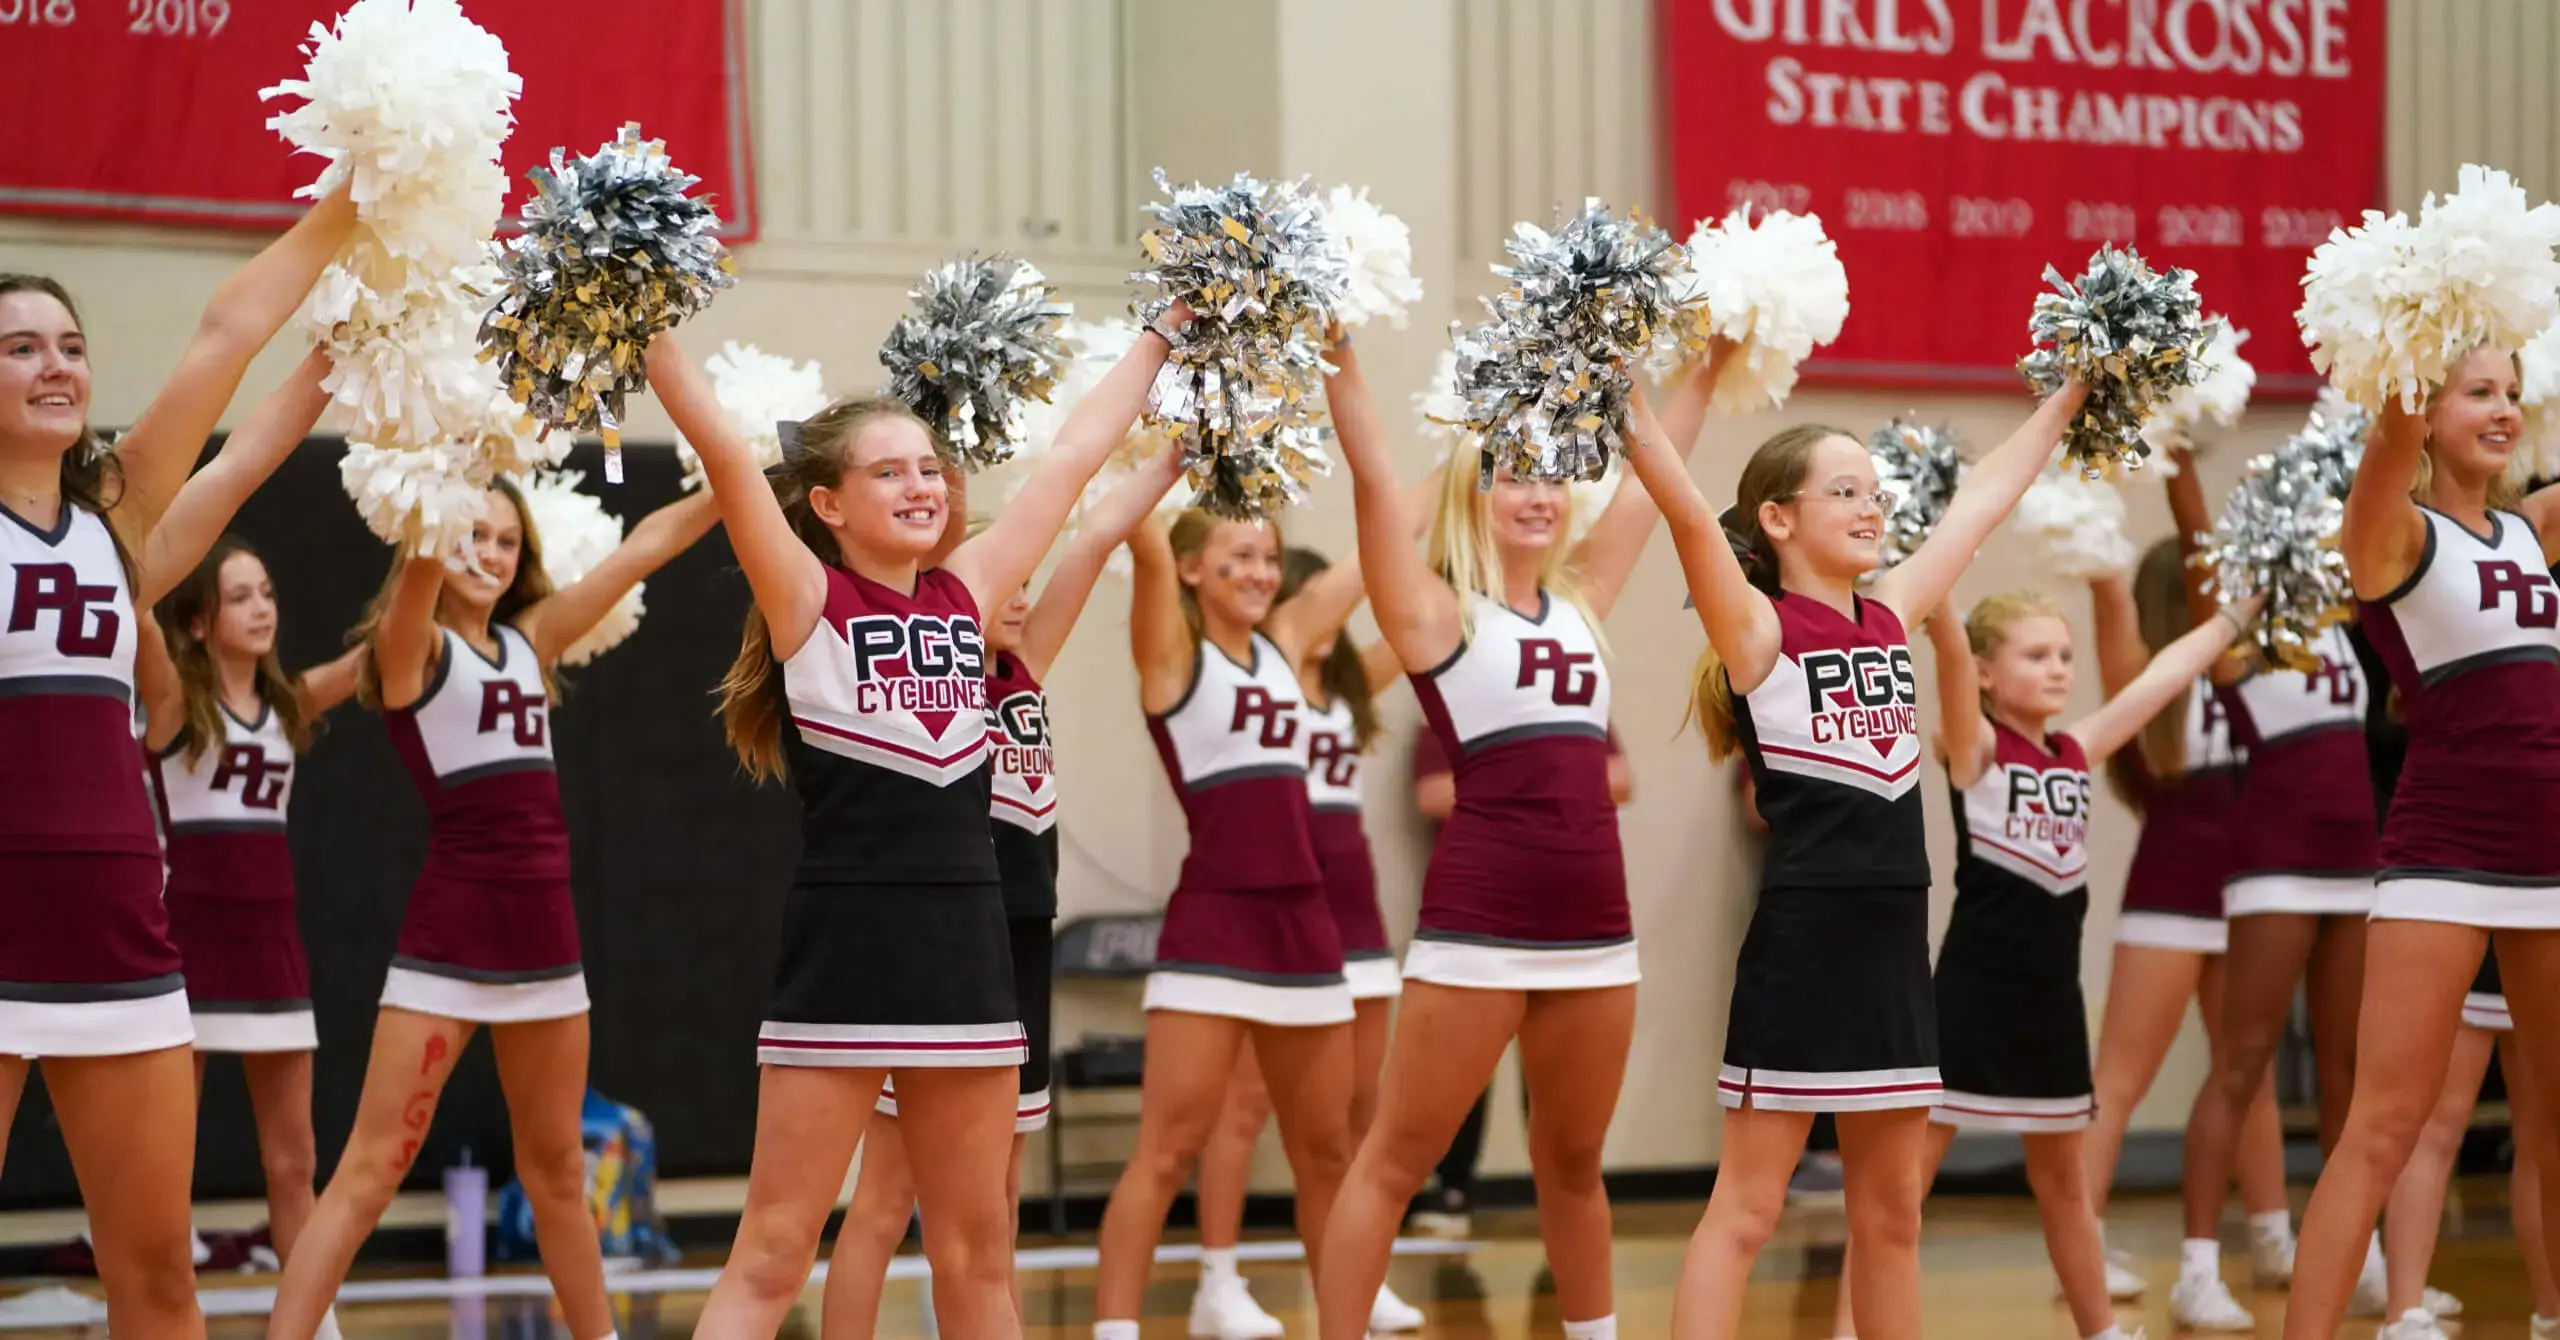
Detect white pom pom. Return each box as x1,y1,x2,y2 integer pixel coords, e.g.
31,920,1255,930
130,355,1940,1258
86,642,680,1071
2013,462,2135,580
303,261,500,447
1415,348,1472,464
671,342,831,490
339,439,491,557
1321,186,1425,329
2516,320,2560,485
1673,208,1851,412
2300,164,2560,413
2140,320,2256,467
261,0,519,275
513,470,642,665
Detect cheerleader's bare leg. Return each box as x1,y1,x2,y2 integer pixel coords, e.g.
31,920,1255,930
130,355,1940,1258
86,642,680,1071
1315,983,1525,1340
1093,1011,1252,1321
2196,955,2294,1222
49,1047,205,1340
895,1066,1030,1339
1673,1102,1814,1340
490,1015,615,1340
1833,1109,1928,1340
269,1008,473,1340
1196,1041,1273,1253
0,1057,22,1178
2182,911,2319,1244
2501,1032,2560,1320
1517,984,1637,1326
2496,930,2560,1322
241,1051,320,1264
1827,1122,1955,1339
1247,1019,1357,1273
2380,1027,2493,1317
2082,943,2206,1219
2279,920,2478,1340
819,1116,919,1340
696,1067,880,1340
2305,914,2371,1148
1349,996,1394,1141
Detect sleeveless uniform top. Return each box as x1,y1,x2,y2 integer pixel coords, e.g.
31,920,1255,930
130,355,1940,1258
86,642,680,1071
2120,678,2245,924
2220,622,2379,878
1145,631,1319,894
780,566,995,885
0,501,178,989
153,703,296,906
386,625,571,888
1410,591,1623,944
985,651,1058,917
1304,696,1365,815
1944,719,2093,978
1734,592,1928,890
2360,506,2560,878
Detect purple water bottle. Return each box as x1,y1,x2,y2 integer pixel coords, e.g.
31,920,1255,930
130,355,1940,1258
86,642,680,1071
444,1148,486,1279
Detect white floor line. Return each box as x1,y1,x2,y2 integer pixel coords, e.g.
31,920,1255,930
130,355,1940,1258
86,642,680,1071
0,1237,1476,1327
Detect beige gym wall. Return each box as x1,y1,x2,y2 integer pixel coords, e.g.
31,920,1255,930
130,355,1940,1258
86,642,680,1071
5,0,2551,1194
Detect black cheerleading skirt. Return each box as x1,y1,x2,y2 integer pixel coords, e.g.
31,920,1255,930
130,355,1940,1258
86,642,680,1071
757,881,1026,1070
1718,885,1940,1114
877,914,1055,1131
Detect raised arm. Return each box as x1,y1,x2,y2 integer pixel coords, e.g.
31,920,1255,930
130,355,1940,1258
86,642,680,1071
2161,444,2219,628
1014,449,1187,681
946,316,1183,611
2065,600,2252,762
372,556,451,711
110,186,356,543
1125,516,1194,715
1571,344,1731,618
1873,381,2087,625
295,645,366,719
1623,386,1782,693
137,351,333,607
2340,403,2429,598
517,490,721,666
1359,636,1403,695
136,608,183,754
2089,572,2147,699
646,334,828,658
1327,338,1460,673
1925,603,1994,787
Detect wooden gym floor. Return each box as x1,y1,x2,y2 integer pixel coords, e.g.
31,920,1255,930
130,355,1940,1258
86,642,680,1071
0,1181,2543,1338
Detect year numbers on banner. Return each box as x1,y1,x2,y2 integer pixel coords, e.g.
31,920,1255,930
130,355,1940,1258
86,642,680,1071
2157,206,2243,247
1844,189,1928,232
0,0,78,27
128,0,228,37
2066,201,2139,244
1726,179,1813,216
2261,207,2344,249
1950,196,2033,240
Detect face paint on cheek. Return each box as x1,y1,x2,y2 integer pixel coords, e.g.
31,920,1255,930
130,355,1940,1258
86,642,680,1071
1217,563,1237,583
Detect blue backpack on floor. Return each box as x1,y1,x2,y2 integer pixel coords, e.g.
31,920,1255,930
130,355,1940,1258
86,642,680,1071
494,1089,679,1265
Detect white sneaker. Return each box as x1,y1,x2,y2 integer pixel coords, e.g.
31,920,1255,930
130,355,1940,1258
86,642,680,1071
2378,1307,2451,1340
1368,1284,1424,1332
2530,1314,2557,1340
2351,1258,2390,1317
2249,1232,2295,1288
1188,1275,1286,1340
2424,1286,2462,1318
2169,1274,2258,1331
2104,1248,2148,1301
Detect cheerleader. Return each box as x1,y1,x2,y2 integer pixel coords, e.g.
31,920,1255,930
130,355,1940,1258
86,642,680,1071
0,200,349,1338
650,316,1175,1340
265,476,720,1340
2282,344,2560,1336
1310,339,1727,1340
1189,548,1419,1340
818,451,1187,1340
1619,374,2085,1340
1832,584,2250,1340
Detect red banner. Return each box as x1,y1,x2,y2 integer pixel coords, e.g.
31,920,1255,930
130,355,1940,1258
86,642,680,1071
1659,0,2386,391
0,0,754,238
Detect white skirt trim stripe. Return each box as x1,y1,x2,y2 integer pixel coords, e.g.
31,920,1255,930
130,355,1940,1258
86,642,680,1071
2463,993,2514,1032
1931,1090,2097,1132
0,988,193,1059
873,1083,1053,1132
2373,876,2560,929
1401,938,1640,991
1716,1064,1942,1113
190,1008,318,1053
1142,971,1355,1026
759,1021,1026,1069
2226,873,2378,917
2114,911,2229,954
381,966,590,1024
1345,956,1405,1000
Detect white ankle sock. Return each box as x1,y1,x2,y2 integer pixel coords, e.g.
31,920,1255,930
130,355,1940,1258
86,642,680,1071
2086,1327,2129,1340
2181,1238,2222,1280
1563,1316,1618,1340
2248,1209,2293,1242
1201,1247,1240,1285
2363,1230,2386,1275
314,1309,345,1340
1094,1323,1140,1340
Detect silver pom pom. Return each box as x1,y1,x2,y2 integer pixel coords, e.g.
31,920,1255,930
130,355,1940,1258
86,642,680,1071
879,255,1072,473
2019,246,2214,478
1448,199,1700,488
479,123,737,476
1130,169,1346,520
1868,417,1966,569
2197,394,2369,673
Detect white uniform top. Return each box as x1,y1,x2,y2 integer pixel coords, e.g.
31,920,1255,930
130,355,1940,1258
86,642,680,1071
1420,592,1611,750
2379,507,2560,681
1154,632,1305,788
159,705,294,834
411,625,555,783
0,504,135,700
1956,737,2093,896
987,676,1055,834
2178,674,2240,775
1303,696,1364,813
2230,622,2365,745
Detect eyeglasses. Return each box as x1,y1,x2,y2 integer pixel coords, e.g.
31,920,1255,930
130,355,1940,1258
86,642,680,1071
1784,482,1901,512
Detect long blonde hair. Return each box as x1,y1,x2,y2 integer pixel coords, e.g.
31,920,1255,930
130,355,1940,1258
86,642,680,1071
720,395,930,782
1427,453,1601,645
353,476,558,709
1165,508,1285,648
1686,423,1849,760
2105,537,2194,806
1964,591,2067,719
157,536,316,766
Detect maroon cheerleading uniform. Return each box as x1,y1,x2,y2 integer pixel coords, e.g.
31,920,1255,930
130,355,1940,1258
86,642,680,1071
2115,680,2244,952
0,501,190,1056
1933,719,2098,1132
1721,592,1938,1113
380,625,586,1021
1406,591,1629,989
1143,631,1348,1025
2217,623,2379,916
1305,693,1397,1000
151,702,314,1051
2361,506,2560,927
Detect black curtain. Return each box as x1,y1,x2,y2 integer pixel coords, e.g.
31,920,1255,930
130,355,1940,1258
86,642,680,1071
3,438,799,1209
